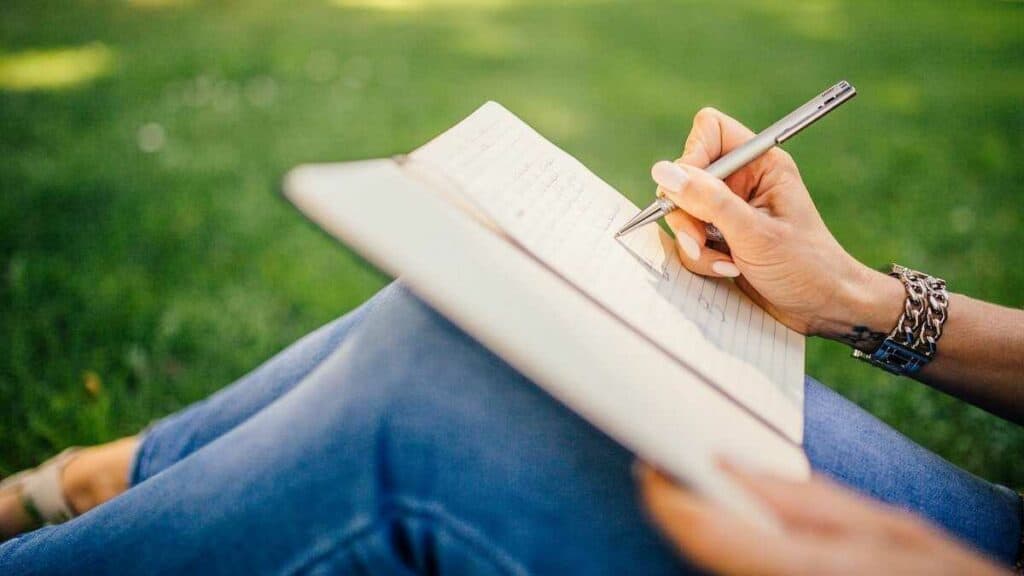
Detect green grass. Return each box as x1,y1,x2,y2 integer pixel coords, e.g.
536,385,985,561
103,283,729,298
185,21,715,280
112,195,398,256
1,0,1022,487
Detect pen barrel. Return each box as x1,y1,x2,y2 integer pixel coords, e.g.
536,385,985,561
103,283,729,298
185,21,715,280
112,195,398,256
704,130,779,181
699,131,778,244
620,81,856,240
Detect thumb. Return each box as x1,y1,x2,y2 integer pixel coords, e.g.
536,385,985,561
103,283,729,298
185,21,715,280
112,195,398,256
651,160,765,242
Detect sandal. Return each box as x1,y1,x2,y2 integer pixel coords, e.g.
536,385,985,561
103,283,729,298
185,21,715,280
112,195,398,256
0,448,80,532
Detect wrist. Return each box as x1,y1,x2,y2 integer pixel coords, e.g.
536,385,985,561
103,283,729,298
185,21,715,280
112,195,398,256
813,263,905,352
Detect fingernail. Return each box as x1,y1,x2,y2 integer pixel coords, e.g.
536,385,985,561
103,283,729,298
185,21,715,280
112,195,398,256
651,160,688,193
711,261,740,277
676,232,701,261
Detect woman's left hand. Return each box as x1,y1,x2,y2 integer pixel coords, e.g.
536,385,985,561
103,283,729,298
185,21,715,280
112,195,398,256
636,462,1010,576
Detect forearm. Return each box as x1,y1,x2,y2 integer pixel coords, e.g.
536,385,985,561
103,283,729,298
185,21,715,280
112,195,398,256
815,266,1024,423
916,293,1024,422
659,106,1024,423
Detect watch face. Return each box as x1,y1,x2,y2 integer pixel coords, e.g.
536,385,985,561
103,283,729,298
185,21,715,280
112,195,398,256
853,340,929,376
873,340,929,375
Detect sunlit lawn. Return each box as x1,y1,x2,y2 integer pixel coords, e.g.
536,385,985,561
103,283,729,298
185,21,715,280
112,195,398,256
1,0,1022,487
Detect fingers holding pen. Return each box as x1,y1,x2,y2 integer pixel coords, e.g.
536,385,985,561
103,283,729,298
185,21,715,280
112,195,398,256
680,107,756,170
652,160,766,277
664,210,740,278
653,160,763,235
680,107,764,200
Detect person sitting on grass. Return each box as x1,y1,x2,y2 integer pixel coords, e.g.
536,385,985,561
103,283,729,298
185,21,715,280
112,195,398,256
2,108,1021,575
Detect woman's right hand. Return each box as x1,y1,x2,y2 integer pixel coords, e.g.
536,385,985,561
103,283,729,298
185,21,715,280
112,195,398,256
651,108,903,345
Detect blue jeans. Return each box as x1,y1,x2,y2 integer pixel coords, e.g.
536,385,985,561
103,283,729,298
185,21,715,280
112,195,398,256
1,283,1020,574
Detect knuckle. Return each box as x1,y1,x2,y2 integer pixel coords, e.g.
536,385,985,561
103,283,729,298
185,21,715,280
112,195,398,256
693,107,721,124
706,189,732,216
755,185,784,207
767,147,795,167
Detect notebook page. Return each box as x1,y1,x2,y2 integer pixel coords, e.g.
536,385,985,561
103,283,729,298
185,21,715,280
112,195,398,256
410,102,804,442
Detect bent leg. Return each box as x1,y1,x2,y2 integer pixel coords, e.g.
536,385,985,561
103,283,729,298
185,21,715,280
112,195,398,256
3,284,1016,573
805,377,1021,565
132,284,402,483
0,286,687,575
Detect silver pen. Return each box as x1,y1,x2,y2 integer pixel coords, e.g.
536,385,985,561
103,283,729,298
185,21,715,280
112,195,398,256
616,80,857,240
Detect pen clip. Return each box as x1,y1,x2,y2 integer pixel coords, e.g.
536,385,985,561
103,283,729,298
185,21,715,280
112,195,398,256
774,80,857,144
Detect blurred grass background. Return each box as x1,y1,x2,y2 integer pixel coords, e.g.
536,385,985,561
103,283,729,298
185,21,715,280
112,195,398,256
1,0,1022,486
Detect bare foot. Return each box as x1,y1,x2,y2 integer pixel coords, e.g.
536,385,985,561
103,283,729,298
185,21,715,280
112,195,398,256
61,436,139,515
0,436,138,541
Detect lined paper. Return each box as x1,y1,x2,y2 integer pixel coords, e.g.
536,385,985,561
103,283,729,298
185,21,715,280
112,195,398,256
410,102,804,442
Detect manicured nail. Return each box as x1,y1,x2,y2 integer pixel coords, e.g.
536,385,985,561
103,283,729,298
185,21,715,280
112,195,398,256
711,261,740,277
676,232,701,261
651,160,688,193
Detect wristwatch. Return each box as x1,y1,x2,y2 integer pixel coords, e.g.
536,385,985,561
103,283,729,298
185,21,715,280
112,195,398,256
853,339,930,376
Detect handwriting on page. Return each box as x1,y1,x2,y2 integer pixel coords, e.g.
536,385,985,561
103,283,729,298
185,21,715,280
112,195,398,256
411,102,804,438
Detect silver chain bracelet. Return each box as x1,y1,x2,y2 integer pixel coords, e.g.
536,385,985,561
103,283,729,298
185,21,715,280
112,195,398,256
852,264,950,375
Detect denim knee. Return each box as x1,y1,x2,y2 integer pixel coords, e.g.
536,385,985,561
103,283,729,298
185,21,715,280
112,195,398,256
326,286,682,574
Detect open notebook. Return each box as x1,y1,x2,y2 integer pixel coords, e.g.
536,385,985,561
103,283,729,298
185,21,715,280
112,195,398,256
284,102,808,524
